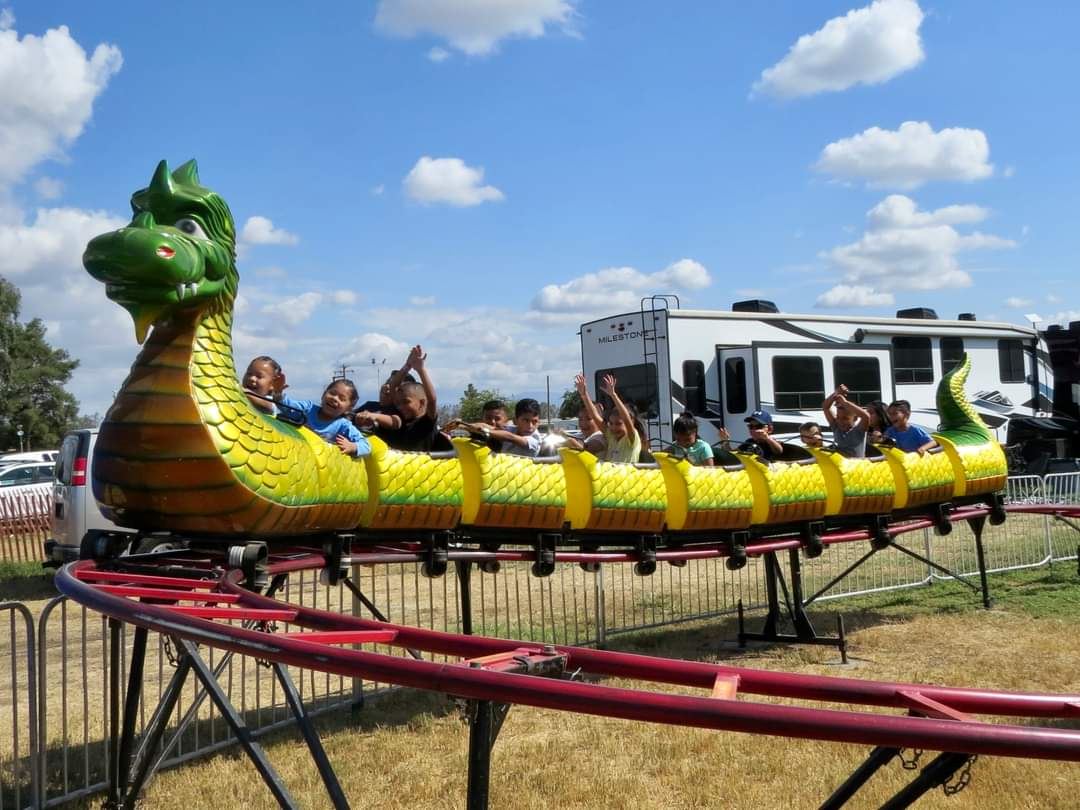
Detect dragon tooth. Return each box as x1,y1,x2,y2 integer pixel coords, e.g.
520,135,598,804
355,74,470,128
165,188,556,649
176,283,186,300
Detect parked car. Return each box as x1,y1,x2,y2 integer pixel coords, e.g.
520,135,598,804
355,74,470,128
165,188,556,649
0,461,55,494
45,429,121,563
1,450,59,465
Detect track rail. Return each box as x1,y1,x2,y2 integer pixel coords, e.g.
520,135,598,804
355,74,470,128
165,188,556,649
56,504,1080,764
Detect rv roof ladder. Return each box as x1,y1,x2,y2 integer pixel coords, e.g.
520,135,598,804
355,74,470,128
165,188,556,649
639,295,679,449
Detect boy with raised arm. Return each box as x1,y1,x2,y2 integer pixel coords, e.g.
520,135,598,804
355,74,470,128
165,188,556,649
354,345,438,451
823,384,870,458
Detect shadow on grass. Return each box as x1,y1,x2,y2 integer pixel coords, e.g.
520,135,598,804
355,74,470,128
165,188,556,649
14,676,456,808
0,560,58,601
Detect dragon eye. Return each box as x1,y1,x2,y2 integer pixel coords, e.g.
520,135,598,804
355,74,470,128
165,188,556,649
175,218,209,240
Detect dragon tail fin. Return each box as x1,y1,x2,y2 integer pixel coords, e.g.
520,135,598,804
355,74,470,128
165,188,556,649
935,354,993,445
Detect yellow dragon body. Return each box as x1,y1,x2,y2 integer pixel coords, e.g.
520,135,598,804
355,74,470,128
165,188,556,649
83,161,1007,541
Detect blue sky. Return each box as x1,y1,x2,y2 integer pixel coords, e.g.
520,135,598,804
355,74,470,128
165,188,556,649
1,1,1077,417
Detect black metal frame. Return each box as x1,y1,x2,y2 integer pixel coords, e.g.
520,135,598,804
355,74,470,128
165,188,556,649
736,506,1000,658
820,745,976,808
736,550,849,661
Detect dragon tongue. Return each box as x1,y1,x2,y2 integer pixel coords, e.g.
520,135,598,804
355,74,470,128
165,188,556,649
129,305,166,344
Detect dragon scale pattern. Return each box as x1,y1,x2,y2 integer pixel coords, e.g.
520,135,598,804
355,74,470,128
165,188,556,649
85,161,1010,541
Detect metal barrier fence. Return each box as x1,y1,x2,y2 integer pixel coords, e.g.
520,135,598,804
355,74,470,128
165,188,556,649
0,490,49,564
1,602,38,810
2,473,1079,808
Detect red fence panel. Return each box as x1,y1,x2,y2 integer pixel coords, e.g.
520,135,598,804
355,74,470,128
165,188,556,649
0,488,50,562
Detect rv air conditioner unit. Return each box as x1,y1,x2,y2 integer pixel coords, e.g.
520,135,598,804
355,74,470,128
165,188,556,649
732,299,779,314
958,313,977,321
896,307,938,320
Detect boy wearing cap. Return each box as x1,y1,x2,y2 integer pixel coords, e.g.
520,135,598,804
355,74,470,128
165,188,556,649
738,410,783,462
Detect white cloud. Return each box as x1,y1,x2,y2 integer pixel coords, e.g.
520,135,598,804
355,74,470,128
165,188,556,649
1046,293,1061,304
816,121,993,189
260,292,322,326
33,176,63,200
0,22,121,190
0,206,126,277
753,0,924,99
1,206,136,414
1047,310,1080,327
404,156,504,206
532,259,711,314
340,332,411,367
409,295,436,306
1005,296,1032,309
427,46,450,62
817,195,1016,306
239,215,299,246
375,0,577,56
0,9,14,30
816,285,895,308
371,184,385,196
330,289,358,306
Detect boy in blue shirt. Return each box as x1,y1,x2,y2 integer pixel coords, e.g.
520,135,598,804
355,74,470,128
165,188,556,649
885,400,937,455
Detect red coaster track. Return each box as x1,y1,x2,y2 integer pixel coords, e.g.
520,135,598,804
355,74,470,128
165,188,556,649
55,504,1080,809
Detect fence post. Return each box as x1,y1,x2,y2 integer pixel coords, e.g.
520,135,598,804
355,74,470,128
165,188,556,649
594,565,606,647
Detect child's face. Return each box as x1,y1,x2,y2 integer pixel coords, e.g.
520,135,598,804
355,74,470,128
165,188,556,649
396,389,426,421
321,382,354,418
244,360,279,397
835,408,856,429
514,413,540,435
887,405,908,427
674,431,696,448
607,413,628,439
800,427,823,447
483,408,507,427
578,409,596,434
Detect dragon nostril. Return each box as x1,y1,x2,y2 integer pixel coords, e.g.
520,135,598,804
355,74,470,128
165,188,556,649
156,246,175,259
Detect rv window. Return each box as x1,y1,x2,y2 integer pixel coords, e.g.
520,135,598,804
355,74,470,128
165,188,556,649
832,357,881,405
892,336,933,384
682,360,706,414
724,358,747,414
772,356,824,410
594,363,659,419
941,337,965,375
998,339,1026,383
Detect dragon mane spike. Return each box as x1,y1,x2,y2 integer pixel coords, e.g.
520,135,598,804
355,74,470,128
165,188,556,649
171,160,201,187
149,160,175,196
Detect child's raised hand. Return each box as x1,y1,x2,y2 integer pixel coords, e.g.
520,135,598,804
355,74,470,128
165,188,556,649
718,426,731,441
574,374,587,395
835,383,849,397
408,345,426,370
335,436,357,455
273,371,288,400
601,373,617,395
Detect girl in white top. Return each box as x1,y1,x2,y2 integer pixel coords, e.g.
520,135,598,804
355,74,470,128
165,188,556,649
575,373,641,463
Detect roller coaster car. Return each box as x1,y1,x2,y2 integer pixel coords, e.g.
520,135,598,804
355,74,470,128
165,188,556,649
80,159,1009,552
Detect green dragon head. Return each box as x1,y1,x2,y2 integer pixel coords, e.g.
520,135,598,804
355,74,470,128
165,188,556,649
84,159,238,343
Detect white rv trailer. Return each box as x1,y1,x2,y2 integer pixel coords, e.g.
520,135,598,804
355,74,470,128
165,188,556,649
579,300,1051,449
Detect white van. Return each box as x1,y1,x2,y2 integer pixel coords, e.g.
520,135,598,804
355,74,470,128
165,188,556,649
45,429,121,563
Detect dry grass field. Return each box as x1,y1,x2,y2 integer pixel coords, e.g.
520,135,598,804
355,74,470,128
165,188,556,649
82,568,1080,810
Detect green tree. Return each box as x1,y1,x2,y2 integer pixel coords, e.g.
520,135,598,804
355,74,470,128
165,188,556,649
558,388,582,419
457,383,504,422
0,277,81,449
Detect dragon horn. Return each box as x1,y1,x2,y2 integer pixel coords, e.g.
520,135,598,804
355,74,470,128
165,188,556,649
171,159,200,186
149,160,174,196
